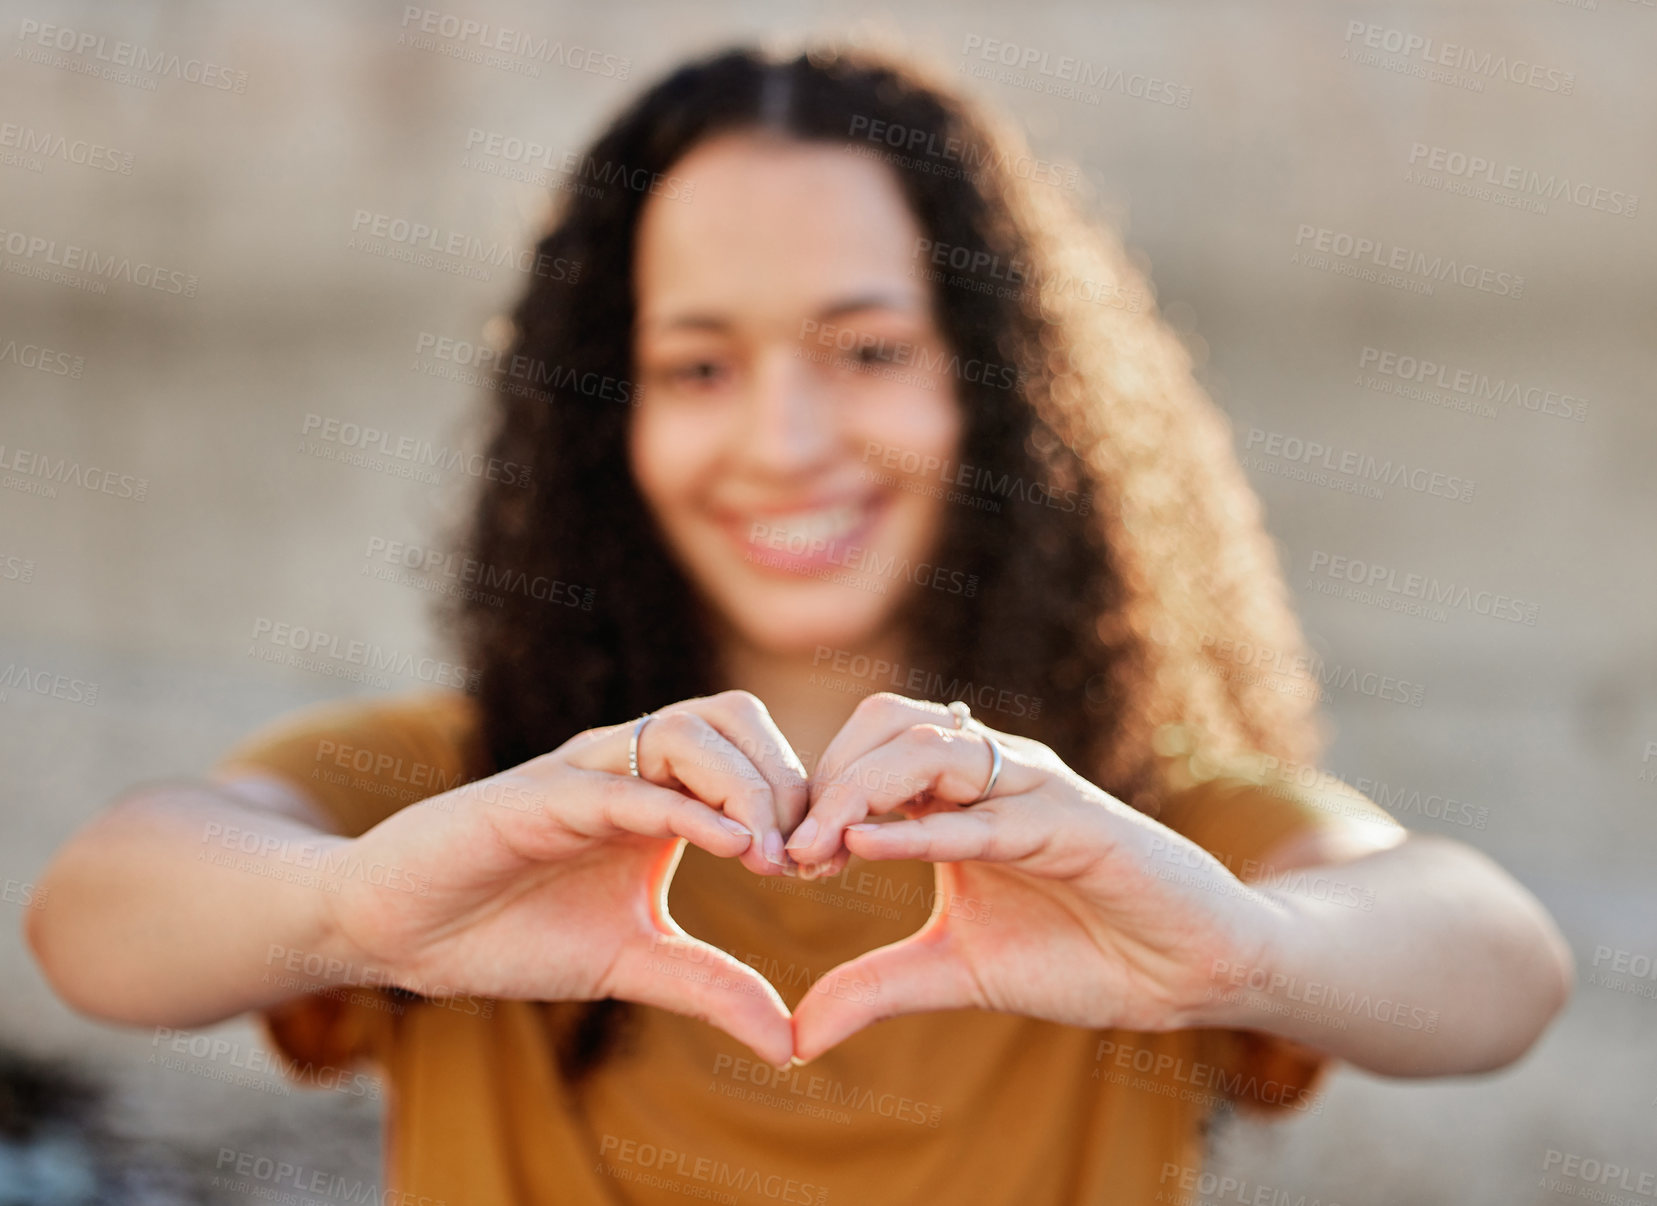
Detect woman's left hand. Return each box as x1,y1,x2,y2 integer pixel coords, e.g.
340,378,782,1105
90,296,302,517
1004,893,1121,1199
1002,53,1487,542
784,693,1287,1063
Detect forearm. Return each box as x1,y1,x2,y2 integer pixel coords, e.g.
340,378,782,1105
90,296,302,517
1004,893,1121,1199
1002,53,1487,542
26,781,361,1028
1195,834,1574,1076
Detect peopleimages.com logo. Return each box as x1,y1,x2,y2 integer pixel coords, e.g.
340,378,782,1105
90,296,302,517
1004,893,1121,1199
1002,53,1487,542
1306,551,1540,626
396,8,630,80
0,121,134,174
959,34,1193,108
1292,223,1523,298
1341,21,1575,94
1406,143,1636,218
14,18,250,93
0,337,85,377
247,617,481,692
0,225,198,296
1242,428,1475,504
1356,346,1588,423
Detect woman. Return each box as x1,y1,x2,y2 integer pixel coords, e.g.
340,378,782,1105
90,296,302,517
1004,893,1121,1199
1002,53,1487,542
27,43,1571,1205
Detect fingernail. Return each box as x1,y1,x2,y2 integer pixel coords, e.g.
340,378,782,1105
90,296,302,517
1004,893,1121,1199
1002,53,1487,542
763,831,786,865
784,817,818,852
847,823,879,832
789,1055,809,1068
718,817,752,838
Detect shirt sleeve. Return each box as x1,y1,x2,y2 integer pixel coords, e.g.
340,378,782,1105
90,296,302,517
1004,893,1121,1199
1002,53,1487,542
1154,763,1407,1116
209,690,485,1078
212,689,485,837
1153,763,1404,877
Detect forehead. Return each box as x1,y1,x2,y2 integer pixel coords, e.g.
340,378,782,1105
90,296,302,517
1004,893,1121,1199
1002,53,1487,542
633,132,929,328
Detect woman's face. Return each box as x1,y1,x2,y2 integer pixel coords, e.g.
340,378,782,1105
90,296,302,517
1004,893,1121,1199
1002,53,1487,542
629,132,963,658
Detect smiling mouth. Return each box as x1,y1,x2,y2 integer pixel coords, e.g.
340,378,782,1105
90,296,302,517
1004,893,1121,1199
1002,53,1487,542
726,495,887,575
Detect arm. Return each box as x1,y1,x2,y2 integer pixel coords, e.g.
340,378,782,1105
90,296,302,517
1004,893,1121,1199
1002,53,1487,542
25,773,366,1028
1192,826,1575,1077
783,691,1575,1074
26,690,818,1067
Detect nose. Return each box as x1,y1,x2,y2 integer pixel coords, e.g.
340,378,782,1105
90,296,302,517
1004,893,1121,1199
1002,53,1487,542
733,345,838,478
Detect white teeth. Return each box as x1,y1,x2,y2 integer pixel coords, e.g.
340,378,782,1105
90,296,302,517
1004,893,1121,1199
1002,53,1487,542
754,501,866,545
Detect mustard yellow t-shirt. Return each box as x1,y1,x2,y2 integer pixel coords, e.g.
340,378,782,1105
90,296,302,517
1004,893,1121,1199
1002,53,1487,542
213,690,1402,1206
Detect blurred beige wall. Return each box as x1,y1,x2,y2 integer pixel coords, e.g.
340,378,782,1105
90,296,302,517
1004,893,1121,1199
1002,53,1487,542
2,1,1654,1202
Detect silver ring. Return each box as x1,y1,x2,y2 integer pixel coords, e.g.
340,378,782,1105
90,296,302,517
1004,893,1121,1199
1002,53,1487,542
628,712,655,778
974,735,1004,805
947,700,1003,806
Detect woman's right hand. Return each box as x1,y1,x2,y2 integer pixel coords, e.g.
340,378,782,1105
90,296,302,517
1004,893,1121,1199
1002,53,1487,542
318,690,807,1066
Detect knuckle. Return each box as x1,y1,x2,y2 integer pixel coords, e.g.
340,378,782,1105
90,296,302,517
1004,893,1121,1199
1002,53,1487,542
710,739,765,784
770,753,809,790
908,723,952,753
727,781,772,817
823,760,866,793
593,793,624,835
812,769,847,801
657,710,702,742
858,691,907,716
716,688,767,719
670,797,710,833
554,725,606,758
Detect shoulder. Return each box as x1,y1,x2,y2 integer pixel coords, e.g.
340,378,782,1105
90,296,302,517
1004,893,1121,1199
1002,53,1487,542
1150,751,1404,882
216,688,483,770
212,690,487,836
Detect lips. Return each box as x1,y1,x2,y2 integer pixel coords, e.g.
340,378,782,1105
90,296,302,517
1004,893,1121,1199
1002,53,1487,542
723,495,887,575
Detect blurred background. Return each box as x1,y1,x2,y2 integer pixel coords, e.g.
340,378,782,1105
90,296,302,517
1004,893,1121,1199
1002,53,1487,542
2,1,1653,1202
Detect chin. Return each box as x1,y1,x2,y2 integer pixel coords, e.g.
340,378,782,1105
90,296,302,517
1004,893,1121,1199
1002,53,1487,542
722,588,896,659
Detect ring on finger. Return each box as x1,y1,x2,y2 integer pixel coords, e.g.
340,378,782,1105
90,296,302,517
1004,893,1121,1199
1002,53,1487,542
947,699,1004,806
628,711,656,778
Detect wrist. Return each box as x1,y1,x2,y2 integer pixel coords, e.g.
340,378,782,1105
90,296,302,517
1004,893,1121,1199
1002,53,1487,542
1185,885,1319,1032
273,834,381,992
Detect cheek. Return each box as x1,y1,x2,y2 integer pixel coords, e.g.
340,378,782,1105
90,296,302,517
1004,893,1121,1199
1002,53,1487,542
628,402,718,516
852,387,964,478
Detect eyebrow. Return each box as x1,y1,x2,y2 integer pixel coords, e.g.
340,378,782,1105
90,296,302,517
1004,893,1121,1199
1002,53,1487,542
642,289,924,335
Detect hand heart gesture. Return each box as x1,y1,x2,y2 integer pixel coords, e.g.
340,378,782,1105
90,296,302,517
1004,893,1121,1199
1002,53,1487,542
324,691,810,1067
783,694,1283,1063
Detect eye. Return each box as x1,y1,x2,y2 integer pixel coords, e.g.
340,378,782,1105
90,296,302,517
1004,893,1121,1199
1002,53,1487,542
665,359,730,389
840,338,903,371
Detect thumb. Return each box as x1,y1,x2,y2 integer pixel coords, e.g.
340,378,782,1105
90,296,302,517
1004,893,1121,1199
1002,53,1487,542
791,919,976,1064
607,930,795,1069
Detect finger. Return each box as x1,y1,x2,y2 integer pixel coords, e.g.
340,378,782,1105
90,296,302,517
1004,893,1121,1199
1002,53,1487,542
812,692,951,792
609,929,795,1069
787,723,1006,866
798,794,1033,881
556,769,757,861
843,805,1042,865
795,848,852,882
679,691,811,867
790,923,978,1064
641,712,799,875
570,706,799,874
572,710,780,873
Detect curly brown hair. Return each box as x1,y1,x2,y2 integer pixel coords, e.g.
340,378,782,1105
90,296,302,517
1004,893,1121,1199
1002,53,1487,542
443,41,1323,1076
